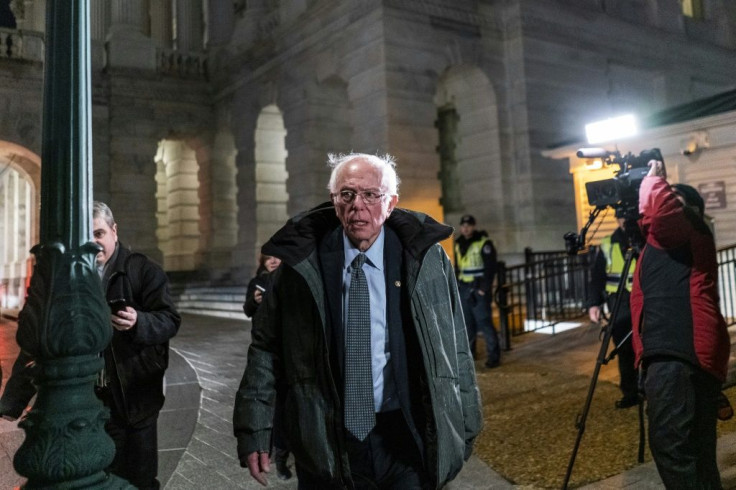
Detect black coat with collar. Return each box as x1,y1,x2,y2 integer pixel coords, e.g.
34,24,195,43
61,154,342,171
102,243,181,424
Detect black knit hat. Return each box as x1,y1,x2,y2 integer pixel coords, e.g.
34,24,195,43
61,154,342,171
671,183,705,218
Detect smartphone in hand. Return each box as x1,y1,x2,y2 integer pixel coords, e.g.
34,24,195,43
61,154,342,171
108,298,127,315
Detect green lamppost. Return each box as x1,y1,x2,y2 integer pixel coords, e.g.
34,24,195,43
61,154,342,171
12,1,131,487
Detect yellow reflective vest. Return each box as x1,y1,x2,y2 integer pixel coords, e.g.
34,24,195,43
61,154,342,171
600,234,636,293
455,239,487,284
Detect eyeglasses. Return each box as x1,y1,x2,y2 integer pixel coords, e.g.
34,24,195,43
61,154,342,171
333,189,386,205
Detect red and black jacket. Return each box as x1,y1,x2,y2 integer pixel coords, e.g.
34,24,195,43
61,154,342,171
630,176,730,381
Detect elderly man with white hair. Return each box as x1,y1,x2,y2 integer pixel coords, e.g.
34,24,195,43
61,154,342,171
234,153,482,489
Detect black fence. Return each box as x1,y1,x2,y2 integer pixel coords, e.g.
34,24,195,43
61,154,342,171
495,242,736,350
718,243,736,327
495,248,593,348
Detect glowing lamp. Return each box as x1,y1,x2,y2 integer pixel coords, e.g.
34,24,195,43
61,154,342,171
585,114,637,144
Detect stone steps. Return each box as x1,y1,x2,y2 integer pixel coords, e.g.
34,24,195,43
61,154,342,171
170,285,248,320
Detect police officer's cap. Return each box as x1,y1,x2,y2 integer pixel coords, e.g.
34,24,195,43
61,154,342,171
460,214,476,225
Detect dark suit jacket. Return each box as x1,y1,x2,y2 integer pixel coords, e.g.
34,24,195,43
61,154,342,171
317,226,424,456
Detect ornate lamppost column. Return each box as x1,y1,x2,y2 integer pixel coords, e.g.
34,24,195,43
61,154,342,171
13,1,131,487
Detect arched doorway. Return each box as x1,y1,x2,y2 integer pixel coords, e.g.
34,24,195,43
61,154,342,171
435,65,504,240
0,142,40,313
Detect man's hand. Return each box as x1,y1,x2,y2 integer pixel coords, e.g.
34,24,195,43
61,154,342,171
647,159,666,179
112,306,137,331
588,305,601,324
244,451,271,486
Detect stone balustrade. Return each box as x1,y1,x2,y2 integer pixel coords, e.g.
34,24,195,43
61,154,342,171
0,28,44,61
157,48,208,79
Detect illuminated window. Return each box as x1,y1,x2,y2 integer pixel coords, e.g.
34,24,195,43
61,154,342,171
682,0,704,20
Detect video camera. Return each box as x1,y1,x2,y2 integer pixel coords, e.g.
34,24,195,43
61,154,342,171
564,147,663,255
562,147,663,489
580,147,663,219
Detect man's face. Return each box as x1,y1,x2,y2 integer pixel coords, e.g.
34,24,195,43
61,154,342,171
460,223,475,239
93,217,118,266
332,158,397,251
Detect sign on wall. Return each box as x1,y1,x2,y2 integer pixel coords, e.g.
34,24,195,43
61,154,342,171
699,181,727,210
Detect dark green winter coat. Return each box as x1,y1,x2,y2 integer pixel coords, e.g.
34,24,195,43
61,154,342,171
233,203,482,489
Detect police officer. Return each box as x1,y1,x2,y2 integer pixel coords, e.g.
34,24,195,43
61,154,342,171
585,210,639,409
454,214,501,368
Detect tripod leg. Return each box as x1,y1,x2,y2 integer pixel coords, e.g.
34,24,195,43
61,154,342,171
638,397,646,463
562,248,637,489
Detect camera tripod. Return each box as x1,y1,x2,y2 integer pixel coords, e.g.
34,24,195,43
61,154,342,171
562,236,645,489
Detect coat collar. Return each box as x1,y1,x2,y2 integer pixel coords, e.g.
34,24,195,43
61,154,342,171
263,202,453,267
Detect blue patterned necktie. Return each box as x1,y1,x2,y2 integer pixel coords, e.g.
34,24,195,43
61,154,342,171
344,253,375,440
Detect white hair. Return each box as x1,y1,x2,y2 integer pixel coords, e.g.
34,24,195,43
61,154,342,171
326,153,400,196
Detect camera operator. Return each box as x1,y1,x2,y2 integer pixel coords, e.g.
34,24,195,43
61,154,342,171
584,210,639,409
631,159,730,487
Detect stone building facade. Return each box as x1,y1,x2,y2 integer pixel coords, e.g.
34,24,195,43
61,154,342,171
1,0,736,311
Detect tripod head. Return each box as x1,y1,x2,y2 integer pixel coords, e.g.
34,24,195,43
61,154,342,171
564,205,644,257
620,215,644,256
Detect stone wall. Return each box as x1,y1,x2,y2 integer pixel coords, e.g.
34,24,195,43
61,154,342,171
3,0,736,292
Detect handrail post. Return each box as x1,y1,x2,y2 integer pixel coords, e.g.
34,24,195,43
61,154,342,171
495,261,511,351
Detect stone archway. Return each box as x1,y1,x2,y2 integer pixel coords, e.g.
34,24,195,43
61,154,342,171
0,141,40,312
435,65,504,239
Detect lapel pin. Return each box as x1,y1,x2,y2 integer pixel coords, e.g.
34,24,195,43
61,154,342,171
395,280,401,287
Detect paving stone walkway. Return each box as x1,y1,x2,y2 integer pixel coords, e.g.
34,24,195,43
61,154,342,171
3,314,736,488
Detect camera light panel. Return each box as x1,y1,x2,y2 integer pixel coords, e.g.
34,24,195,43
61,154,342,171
585,114,638,144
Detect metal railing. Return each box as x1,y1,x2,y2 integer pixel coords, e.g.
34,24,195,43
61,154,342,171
718,243,736,326
496,248,592,347
496,242,736,349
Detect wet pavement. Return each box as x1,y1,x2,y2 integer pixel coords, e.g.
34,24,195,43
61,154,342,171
1,313,736,489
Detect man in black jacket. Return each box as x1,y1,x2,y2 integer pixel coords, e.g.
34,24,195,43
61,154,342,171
92,201,181,489
0,202,180,489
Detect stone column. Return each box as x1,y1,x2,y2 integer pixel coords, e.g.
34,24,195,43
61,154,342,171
150,0,173,48
159,140,201,271
89,1,109,69
20,0,46,32
205,127,239,271
90,1,108,40
174,0,203,52
205,0,234,47
107,0,156,70
254,106,289,251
